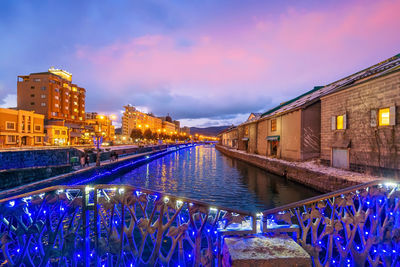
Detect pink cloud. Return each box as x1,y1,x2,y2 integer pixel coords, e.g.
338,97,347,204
75,0,400,103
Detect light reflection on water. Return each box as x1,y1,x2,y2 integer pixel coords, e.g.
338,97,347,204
100,145,320,212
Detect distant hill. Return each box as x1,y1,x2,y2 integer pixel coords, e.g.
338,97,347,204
189,126,231,136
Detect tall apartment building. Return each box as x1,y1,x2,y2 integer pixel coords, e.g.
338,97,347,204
17,68,86,124
122,105,162,136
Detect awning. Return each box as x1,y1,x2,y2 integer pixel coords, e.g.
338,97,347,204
266,135,280,141
242,137,249,141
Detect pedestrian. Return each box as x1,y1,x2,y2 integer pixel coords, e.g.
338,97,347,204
80,155,85,168
115,152,119,161
85,154,90,167
110,151,114,162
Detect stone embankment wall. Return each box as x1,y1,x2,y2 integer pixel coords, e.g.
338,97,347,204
216,145,363,193
0,144,194,198
0,148,78,170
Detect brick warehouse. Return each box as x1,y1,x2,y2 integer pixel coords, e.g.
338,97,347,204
321,56,400,176
218,53,400,176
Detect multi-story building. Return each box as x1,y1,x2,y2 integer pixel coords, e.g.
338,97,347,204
122,105,162,136
44,120,69,146
85,112,116,143
0,108,45,147
158,115,176,135
17,68,86,123
180,126,191,135
173,120,180,133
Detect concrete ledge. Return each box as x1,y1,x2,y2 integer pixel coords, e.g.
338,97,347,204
223,235,311,267
216,145,380,192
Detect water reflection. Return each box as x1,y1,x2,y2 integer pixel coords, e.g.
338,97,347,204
101,145,320,212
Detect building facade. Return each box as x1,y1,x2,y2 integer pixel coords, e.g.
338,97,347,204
321,64,400,174
85,112,116,143
122,105,162,136
0,108,44,147
17,68,86,124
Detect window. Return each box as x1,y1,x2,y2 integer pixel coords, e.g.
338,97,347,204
379,108,390,126
55,96,59,100
332,114,347,130
31,86,35,89
74,101,78,105
55,88,59,93
336,115,344,129
271,119,277,131
34,125,41,132
41,94,46,98
55,130,61,135
30,102,35,105
372,107,396,127
35,136,42,143
51,112,58,116
6,122,16,130
65,99,69,102
30,94,35,97
6,135,16,144
55,103,59,108
41,103,46,107
41,86,46,90
33,78,41,82
62,130,67,135
65,106,69,110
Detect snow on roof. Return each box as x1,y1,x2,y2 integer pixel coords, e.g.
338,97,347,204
261,54,400,118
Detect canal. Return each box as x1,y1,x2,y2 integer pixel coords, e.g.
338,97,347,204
90,144,320,212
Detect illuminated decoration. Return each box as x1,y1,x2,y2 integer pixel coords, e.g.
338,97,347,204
0,184,255,266
262,180,400,266
379,108,390,126
93,136,103,147
48,67,72,81
336,115,344,129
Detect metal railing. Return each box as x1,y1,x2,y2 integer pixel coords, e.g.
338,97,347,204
262,179,400,267
0,184,255,266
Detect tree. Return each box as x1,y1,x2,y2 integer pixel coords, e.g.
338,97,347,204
130,128,143,140
144,129,153,140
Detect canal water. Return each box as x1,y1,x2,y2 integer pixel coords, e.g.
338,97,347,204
94,145,320,212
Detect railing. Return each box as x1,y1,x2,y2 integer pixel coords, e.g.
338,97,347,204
262,179,400,267
0,185,255,266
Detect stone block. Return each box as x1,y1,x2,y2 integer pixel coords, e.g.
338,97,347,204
222,235,311,267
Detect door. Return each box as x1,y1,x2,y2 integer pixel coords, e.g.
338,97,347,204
332,148,349,169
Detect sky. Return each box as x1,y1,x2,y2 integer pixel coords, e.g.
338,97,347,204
0,0,399,127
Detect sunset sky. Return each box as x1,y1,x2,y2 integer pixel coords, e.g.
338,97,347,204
0,0,399,127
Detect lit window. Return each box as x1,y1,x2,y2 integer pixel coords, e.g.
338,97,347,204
62,131,67,135
41,103,46,107
379,108,390,126
34,125,41,131
55,130,60,135
33,78,41,82
35,136,42,143
41,86,46,90
271,119,277,131
337,115,344,129
55,104,59,108
55,96,59,100
41,94,46,98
